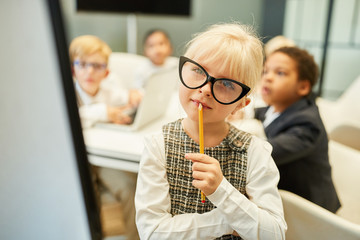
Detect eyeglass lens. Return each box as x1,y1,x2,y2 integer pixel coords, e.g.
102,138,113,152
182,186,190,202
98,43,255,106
181,60,245,104
74,61,107,71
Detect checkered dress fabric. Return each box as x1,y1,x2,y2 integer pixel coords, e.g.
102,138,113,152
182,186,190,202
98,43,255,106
163,119,251,240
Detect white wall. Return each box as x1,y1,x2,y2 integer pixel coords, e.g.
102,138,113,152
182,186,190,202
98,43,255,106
60,0,360,99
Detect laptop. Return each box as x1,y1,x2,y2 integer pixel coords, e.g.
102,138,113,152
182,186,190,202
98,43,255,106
95,67,178,131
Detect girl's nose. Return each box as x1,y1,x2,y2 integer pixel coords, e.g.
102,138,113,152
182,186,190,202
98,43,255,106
199,82,212,97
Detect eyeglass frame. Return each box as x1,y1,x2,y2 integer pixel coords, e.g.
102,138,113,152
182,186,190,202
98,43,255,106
178,56,251,105
73,60,107,72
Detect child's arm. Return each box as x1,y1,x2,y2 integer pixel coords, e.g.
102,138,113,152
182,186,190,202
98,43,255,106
267,115,322,166
135,133,234,240
79,103,132,125
186,137,287,239
78,103,109,127
128,89,143,107
106,105,132,124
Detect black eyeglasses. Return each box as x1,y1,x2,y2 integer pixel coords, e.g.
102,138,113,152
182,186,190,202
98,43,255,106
179,56,250,105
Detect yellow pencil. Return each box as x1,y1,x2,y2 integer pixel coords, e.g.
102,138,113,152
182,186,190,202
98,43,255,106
198,103,206,203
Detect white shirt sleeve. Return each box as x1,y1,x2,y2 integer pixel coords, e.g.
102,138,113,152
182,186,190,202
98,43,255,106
101,74,129,106
207,135,286,239
78,103,108,128
135,132,287,240
76,77,130,128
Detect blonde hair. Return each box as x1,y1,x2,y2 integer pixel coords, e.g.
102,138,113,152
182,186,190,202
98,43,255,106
184,23,263,92
69,35,112,63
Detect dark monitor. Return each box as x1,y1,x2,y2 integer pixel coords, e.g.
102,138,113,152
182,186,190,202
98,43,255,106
0,0,102,239
77,0,191,16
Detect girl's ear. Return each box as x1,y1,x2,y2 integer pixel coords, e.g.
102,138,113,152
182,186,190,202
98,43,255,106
297,80,311,97
231,97,251,115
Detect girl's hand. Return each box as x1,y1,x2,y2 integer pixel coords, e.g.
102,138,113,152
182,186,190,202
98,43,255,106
185,153,223,196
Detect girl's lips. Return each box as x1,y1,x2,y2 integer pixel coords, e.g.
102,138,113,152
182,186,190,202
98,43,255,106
192,99,211,109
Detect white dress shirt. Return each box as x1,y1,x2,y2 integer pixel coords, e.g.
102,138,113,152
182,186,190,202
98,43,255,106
263,106,281,128
75,75,129,128
135,130,287,240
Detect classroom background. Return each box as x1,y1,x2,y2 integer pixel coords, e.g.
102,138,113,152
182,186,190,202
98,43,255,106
1,0,360,239
61,0,360,100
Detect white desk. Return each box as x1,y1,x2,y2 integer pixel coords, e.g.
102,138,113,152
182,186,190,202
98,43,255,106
83,93,185,173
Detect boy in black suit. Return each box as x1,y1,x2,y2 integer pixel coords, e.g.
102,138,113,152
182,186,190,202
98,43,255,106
255,46,341,213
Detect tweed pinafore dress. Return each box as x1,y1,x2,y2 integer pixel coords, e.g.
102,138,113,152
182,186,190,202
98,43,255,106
163,119,252,240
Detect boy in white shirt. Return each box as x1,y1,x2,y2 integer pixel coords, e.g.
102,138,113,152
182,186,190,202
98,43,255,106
70,35,141,128
69,35,139,240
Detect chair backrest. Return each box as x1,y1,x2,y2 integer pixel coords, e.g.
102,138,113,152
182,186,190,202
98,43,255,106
329,122,360,151
279,190,360,240
337,75,360,110
334,75,360,125
316,75,360,132
107,52,147,89
329,140,360,225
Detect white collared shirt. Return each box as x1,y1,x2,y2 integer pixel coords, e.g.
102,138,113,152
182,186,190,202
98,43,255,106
263,106,281,128
135,131,287,240
75,74,129,128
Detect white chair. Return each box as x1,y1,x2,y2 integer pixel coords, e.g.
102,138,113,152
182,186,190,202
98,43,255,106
329,121,360,151
279,190,360,240
329,140,360,224
107,52,179,91
317,75,360,133
107,52,147,89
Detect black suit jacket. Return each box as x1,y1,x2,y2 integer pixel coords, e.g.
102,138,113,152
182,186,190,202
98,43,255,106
255,95,341,213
